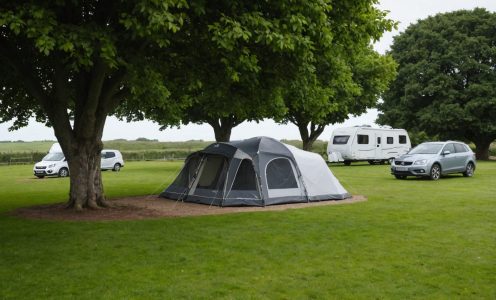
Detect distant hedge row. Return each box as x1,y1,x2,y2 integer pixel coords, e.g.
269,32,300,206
0,150,195,165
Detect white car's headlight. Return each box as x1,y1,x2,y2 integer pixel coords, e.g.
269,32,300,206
413,159,427,165
48,164,56,168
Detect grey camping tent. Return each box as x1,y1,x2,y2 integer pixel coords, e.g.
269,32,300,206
160,136,350,206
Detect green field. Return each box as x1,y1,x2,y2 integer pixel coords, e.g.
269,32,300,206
1,161,495,298
0,139,329,153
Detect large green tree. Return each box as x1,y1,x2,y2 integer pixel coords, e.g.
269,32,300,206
152,1,318,142
377,8,496,160
283,47,397,150
278,0,397,150
0,1,188,209
153,0,396,143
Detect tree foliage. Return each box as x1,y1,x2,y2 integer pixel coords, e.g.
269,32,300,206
283,47,397,150
147,0,396,144
377,8,496,159
278,1,397,150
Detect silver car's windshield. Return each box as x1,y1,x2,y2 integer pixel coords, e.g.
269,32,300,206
42,152,65,161
409,144,443,154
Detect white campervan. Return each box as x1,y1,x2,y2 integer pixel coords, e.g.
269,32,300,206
327,125,411,165
33,143,124,178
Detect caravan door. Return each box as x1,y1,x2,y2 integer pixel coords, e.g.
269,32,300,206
375,133,383,159
355,132,375,159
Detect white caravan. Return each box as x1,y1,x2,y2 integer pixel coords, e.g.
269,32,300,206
33,143,124,178
327,126,411,165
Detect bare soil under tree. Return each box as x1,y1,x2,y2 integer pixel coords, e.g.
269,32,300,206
13,195,366,221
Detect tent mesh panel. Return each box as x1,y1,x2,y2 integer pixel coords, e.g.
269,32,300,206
231,159,257,191
266,158,298,189
196,155,225,190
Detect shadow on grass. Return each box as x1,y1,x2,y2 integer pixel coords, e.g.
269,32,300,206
393,174,470,182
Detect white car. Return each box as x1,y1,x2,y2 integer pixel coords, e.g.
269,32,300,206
100,150,125,172
33,148,124,178
33,152,69,178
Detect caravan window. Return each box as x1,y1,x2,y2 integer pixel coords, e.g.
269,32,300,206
197,156,226,189
266,158,298,189
387,137,394,144
333,135,350,145
231,160,257,191
399,135,407,144
357,135,369,144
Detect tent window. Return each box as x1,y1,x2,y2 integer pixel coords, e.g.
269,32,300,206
232,160,257,190
232,159,257,190
266,158,298,189
173,156,200,187
197,155,225,189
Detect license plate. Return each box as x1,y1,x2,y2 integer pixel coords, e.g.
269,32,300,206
35,170,44,174
396,166,408,171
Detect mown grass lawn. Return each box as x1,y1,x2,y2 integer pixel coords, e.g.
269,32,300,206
0,161,495,299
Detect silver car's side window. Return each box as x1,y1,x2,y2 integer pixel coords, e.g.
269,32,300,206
442,143,456,153
454,143,466,153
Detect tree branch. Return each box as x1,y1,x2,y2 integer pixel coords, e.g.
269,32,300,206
0,39,51,112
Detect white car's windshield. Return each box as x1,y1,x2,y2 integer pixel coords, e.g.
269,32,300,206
42,152,65,161
409,144,443,154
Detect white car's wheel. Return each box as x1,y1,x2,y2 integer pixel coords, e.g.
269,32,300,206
113,163,121,172
58,168,69,177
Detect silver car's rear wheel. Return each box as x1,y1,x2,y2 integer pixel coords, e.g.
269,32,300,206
429,164,441,180
463,162,474,177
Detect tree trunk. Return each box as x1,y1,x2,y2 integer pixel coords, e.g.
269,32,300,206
66,140,108,210
1,39,127,211
302,138,316,151
297,122,326,151
214,125,233,142
208,115,241,142
474,138,493,160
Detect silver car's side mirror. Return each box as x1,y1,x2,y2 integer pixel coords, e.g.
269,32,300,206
443,150,451,156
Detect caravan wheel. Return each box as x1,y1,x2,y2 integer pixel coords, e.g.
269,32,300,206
343,161,351,166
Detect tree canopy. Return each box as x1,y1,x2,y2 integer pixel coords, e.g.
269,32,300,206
282,46,397,150
377,8,496,159
148,0,397,144
0,1,189,209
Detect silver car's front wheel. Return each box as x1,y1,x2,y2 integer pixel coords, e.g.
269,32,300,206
429,164,441,180
463,162,474,177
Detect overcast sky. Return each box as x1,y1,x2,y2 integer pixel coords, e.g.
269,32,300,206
1,0,495,142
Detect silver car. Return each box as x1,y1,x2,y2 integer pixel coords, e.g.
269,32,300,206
391,141,476,180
